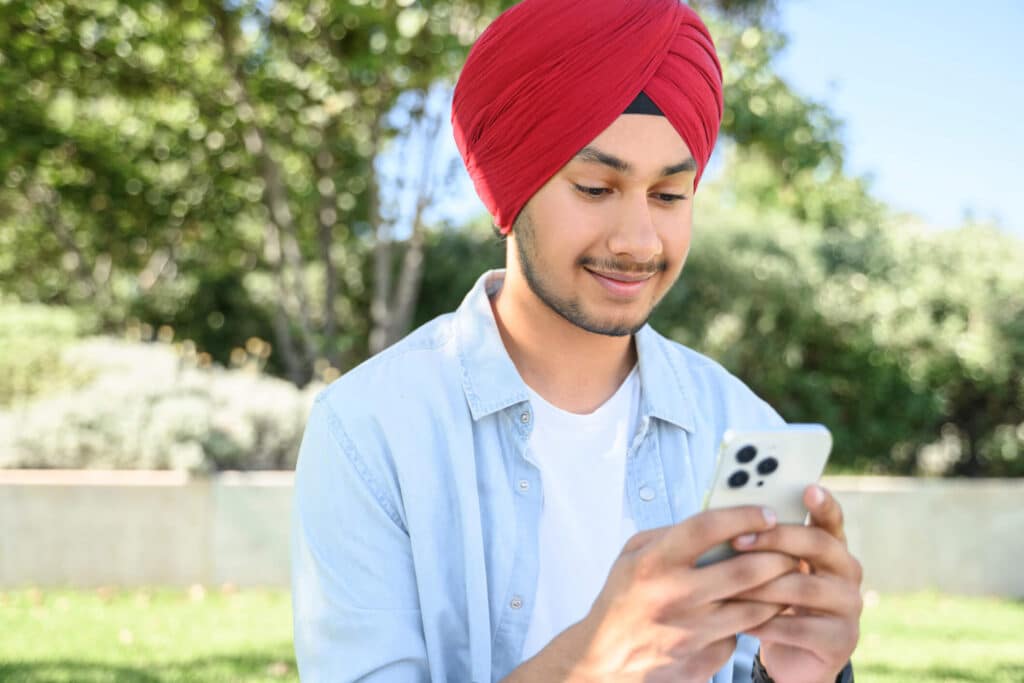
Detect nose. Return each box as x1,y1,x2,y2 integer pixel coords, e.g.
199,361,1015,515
606,192,662,264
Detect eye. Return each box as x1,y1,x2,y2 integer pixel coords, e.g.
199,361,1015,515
652,192,689,204
573,183,611,198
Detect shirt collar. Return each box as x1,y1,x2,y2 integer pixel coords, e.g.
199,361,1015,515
455,270,532,420
455,269,696,432
634,324,696,432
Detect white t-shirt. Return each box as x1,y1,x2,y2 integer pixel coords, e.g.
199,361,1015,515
520,365,642,662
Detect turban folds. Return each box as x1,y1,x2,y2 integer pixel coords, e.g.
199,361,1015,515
452,0,724,234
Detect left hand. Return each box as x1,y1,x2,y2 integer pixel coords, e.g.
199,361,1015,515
730,485,863,683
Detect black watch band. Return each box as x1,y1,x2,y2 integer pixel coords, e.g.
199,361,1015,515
752,651,854,683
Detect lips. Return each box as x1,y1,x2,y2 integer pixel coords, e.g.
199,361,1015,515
585,267,655,297
585,269,655,283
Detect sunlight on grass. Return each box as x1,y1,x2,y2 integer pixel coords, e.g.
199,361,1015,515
854,591,1024,682
1,588,1022,682
0,586,297,682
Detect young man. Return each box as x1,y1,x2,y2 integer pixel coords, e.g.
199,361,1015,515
291,1,862,681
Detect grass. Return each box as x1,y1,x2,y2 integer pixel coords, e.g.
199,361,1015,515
0,586,297,682
854,592,1024,682
0,588,1022,682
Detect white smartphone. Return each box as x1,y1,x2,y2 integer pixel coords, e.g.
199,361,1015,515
694,423,833,567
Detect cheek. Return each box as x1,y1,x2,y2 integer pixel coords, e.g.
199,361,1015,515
658,217,693,265
532,195,607,258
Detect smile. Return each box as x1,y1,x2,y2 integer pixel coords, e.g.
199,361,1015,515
585,268,655,297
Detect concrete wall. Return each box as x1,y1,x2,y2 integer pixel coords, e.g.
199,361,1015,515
831,476,1024,597
1,471,1022,596
0,470,292,588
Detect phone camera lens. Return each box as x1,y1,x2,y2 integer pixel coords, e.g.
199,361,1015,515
727,470,749,488
757,457,778,475
736,445,757,463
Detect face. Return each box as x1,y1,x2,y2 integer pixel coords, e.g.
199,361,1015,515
509,114,696,337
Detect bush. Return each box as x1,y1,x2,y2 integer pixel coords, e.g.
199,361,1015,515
0,337,321,472
412,209,1024,477
667,216,1023,476
0,302,88,407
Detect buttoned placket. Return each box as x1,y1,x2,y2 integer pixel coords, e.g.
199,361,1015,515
490,402,543,679
626,417,678,531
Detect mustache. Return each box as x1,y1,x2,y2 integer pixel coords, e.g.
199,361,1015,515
578,257,667,274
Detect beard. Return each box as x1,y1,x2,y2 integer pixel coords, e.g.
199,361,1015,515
512,210,667,337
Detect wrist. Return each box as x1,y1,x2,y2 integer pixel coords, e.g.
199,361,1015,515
754,651,854,683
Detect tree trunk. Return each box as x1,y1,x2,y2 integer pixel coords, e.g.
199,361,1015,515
369,89,445,353
315,143,339,368
212,3,317,382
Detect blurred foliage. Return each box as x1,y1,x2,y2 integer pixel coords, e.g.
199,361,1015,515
413,182,1024,478
0,300,92,406
0,0,845,378
706,17,886,230
0,0,518,383
0,1,1020,476
667,194,1024,478
412,215,503,327
0,336,320,472
6,197,1019,476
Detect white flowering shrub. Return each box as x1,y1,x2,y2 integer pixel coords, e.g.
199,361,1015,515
0,337,322,472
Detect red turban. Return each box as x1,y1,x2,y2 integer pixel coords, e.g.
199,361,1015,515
452,0,723,234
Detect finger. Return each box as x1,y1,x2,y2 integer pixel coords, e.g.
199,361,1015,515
683,551,799,606
746,614,858,664
654,506,778,568
731,524,862,582
730,572,863,618
669,600,784,651
670,635,743,679
804,485,846,545
622,526,668,554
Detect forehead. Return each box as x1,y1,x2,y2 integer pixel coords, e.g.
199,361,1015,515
574,114,692,171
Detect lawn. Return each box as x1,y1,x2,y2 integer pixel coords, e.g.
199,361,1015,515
854,592,1024,682
0,586,296,682
1,588,1021,682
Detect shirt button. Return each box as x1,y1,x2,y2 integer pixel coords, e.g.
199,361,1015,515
520,411,531,424
517,479,530,491
510,596,523,610
639,486,655,502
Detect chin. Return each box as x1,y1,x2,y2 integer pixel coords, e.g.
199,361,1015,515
577,309,651,337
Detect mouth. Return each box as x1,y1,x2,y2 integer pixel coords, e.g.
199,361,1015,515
585,268,656,283
584,267,656,297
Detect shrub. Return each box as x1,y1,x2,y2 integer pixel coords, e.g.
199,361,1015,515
0,337,321,472
412,209,1024,477
0,302,88,407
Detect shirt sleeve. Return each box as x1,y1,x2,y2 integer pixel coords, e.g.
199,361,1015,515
291,396,429,682
731,633,760,682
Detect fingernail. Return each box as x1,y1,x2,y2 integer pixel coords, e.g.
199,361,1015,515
810,485,825,506
762,507,777,527
736,533,757,547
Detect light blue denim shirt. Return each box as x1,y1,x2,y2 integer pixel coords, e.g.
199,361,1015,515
291,269,785,682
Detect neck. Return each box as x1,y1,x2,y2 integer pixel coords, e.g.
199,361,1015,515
491,270,637,414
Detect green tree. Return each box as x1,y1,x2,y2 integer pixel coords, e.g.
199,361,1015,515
0,0,857,385
0,0,516,384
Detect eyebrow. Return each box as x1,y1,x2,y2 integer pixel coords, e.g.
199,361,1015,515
572,145,697,177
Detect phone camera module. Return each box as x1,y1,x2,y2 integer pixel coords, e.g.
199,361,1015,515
757,457,778,475
727,470,749,488
736,445,757,463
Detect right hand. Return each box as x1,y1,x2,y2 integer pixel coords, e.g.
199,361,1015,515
544,506,797,683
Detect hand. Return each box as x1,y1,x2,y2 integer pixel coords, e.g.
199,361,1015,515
731,485,863,683
507,506,799,683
